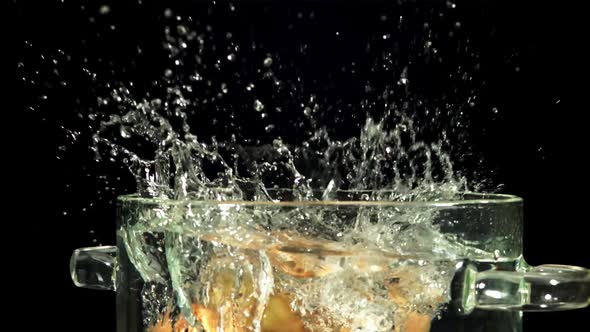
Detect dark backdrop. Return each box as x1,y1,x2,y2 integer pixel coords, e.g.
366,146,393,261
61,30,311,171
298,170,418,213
13,0,588,331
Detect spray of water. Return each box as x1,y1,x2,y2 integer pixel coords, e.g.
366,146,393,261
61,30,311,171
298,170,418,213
20,2,506,331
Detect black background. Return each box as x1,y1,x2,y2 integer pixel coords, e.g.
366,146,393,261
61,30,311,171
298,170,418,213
13,0,588,330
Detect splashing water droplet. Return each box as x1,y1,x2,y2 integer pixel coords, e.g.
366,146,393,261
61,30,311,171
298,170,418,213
120,126,131,139
263,56,273,68
254,99,265,112
177,25,188,35
98,5,110,15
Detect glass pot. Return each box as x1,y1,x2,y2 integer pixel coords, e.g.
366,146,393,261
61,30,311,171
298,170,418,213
71,192,589,332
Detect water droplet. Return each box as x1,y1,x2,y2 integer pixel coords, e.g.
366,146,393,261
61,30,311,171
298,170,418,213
177,25,187,35
254,100,265,112
164,8,173,18
120,127,131,138
151,98,162,108
303,107,312,116
190,73,202,81
98,5,110,15
263,56,273,67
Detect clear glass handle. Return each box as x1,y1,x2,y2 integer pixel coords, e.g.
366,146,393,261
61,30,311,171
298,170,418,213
70,246,118,291
458,263,590,314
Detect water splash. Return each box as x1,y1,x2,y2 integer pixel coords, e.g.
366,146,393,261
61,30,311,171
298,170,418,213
76,2,491,204
21,2,507,331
